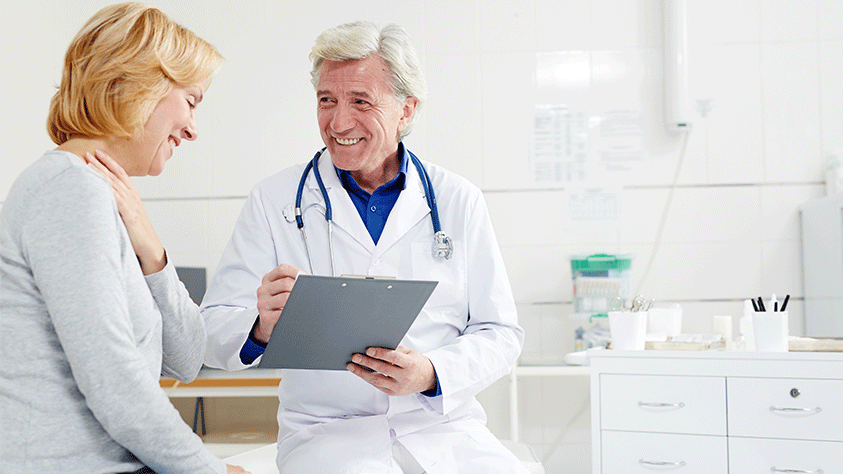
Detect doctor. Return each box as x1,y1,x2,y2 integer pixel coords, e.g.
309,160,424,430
201,20,527,474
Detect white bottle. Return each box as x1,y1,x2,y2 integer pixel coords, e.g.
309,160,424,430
712,315,733,350
739,299,755,351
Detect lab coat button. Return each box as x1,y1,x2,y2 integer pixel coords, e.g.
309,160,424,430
389,428,396,439
372,259,380,266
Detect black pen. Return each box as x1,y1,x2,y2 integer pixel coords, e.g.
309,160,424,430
751,298,759,312
780,294,790,312
757,297,766,312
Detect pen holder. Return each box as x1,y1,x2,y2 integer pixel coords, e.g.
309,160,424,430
609,311,647,350
751,311,788,352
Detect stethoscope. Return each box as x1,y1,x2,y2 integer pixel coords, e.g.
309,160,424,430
284,148,453,276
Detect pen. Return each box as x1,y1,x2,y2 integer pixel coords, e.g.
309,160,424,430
769,293,777,313
780,294,790,312
757,297,766,312
751,298,759,312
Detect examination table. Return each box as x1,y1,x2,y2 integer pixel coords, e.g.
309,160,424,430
224,439,546,473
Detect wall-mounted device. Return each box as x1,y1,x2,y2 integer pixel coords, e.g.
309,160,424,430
800,194,843,337
664,0,693,132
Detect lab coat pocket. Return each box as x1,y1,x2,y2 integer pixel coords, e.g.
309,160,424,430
411,242,466,314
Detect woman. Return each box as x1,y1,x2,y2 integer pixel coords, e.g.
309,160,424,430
0,3,247,473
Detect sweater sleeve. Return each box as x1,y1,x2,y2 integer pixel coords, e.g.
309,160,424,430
22,167,225,474
202,185,278,371
146,261,207,382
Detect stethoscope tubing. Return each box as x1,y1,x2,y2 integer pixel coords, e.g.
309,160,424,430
294,147,449,275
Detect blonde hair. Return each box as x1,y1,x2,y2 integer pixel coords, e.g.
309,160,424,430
47,2,223,145
309,21,427,141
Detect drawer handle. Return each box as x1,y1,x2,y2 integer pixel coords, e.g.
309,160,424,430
638,401,686,409
639,459,686,468
769,406,822,414
771,468,824,474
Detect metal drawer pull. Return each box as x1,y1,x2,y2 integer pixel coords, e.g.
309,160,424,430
769,406,822,414
638,401,685,408
771,468,823,474
639,459,686,468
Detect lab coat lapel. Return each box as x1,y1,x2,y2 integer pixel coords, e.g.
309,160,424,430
309,151,376,253
375,161,429,258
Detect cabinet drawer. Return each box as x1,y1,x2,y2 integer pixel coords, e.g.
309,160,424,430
600,374,726,435
728,377,843,441
601,430,727,474
729,437,843,473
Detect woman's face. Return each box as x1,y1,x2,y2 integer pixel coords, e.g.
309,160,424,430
133,83,204,176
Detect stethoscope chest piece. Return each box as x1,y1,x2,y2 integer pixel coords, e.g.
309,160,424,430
434,231,453,260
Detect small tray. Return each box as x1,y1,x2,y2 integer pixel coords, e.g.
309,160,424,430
644,340,726,351
788,337,843,352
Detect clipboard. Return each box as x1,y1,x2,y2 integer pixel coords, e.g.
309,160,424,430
258,274,437,370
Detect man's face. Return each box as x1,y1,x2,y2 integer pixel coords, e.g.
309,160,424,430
316,55,415,184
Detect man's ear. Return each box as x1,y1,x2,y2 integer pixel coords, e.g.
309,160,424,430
398,96,418,132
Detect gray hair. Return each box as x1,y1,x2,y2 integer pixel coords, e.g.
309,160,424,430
309,21,427,140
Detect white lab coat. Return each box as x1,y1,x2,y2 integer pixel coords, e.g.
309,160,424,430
201,149,526,474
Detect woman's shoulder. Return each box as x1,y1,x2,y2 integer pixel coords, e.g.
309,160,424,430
13,150,108,194
5,151,111,214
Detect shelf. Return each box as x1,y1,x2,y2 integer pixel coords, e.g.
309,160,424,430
161,367,282,398
508,363,590,442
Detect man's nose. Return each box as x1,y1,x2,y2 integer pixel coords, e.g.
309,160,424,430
330,104,354,133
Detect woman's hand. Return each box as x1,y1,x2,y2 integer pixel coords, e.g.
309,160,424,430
226,463,251,473
85,150,167,275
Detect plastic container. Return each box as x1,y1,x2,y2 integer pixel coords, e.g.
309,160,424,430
571,254,633,316
569,312,611,352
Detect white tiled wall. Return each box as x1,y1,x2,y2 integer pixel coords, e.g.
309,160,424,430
2,1,841,473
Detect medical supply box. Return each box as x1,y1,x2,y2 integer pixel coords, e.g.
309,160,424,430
570,254,632,315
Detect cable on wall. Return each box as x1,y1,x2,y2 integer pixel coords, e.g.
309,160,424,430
634,131,690,295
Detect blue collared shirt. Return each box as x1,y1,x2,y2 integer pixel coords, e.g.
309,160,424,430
335,144,409,245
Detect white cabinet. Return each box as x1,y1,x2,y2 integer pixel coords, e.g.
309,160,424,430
601,431,727,474
590,351,843,474
599,374,726,435
727,377,843,441
729,437,842,473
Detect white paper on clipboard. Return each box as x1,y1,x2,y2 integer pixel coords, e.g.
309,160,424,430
258,274,438,370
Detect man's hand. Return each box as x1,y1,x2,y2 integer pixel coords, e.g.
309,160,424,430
254,264,302,343
346,345,437,396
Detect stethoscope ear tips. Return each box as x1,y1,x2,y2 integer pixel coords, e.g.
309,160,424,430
283,203,296,223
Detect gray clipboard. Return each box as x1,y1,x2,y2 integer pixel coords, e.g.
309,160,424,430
258,275,437,370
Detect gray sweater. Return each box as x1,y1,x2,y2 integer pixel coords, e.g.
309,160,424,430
0,151,225,474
